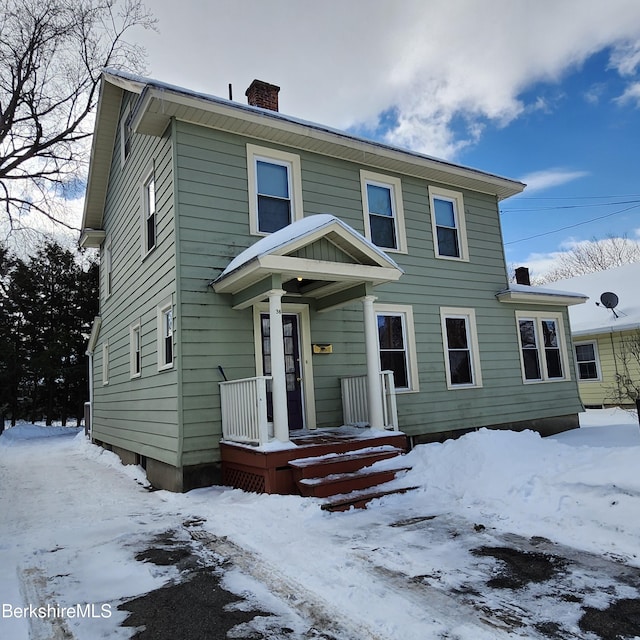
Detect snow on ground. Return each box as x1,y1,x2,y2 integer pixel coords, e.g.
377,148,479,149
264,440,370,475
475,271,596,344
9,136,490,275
1,410,639,639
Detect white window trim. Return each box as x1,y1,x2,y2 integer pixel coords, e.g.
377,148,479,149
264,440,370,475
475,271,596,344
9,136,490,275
102,342,109,386
515,311,571,383
130,322,142,379
157,298,174,371
574,340,602,382
103,236,112,299
247,143,304,236
360,170,407,253
252,302,317,430
374,303,419,393
120,102,131,167
440,307,483,389
141,167,157,257
429,185,469,262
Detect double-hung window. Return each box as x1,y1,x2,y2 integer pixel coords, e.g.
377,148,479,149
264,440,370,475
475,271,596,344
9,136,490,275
102,342,109,386
440,308,482,388
103,237,112,298
575,341,601,381
120,102,132,166
247,144,303,235
143,172,156,254
130,323,141,378
429,186,468,261
158,300,173,370
516,312,569,382
375,304,419,392
360,171,406,252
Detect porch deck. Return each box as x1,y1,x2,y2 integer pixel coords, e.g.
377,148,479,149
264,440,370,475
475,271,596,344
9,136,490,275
220,426,409,495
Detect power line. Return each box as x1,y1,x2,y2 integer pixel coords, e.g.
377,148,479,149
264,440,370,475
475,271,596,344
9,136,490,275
513,193,640,200
504,203,640,245
501,199,640,213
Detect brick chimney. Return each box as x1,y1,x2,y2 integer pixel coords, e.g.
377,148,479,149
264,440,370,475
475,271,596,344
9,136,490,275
245,79,280,111
515,266,531,286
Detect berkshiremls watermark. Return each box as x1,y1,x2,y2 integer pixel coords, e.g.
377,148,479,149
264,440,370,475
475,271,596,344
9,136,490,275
3,603,112,619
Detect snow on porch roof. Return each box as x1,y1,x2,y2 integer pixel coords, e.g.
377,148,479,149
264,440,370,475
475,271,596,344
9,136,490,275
214,214,403,283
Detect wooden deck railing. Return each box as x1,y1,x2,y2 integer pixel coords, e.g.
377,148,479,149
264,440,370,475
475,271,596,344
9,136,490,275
340,370,399,430
219,376,271,445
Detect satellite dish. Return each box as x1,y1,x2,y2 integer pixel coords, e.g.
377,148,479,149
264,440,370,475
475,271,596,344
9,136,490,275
600,292,619,310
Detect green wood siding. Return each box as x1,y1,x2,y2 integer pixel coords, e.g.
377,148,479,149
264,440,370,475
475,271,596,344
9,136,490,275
92,92,178,466
173,122,582,464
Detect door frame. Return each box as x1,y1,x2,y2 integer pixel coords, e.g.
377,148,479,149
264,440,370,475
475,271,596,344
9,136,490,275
253,302,317,431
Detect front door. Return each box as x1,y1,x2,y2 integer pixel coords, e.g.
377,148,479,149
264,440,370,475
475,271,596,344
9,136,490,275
260,313,305,431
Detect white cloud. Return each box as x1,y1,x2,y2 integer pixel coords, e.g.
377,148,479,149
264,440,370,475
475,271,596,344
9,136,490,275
132,0,640,159
609,40,640,76
616,81,640,106
517,168,590,193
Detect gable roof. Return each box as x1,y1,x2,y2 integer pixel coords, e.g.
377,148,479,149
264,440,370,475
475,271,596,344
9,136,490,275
545,262,640,335
80,70,526,240
216,214,401,280
211,215,403,305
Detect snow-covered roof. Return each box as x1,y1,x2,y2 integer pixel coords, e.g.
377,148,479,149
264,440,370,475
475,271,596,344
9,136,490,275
495,283,587,306
545,262,640,336
216,214,400,281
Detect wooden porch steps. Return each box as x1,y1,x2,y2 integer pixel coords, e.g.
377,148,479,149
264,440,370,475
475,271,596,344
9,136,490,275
220,428,410,496
290,443,413,504
289,445,405,480
321,485,420,512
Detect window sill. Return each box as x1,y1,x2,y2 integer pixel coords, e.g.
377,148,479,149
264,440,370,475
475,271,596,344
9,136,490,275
434,253,469,262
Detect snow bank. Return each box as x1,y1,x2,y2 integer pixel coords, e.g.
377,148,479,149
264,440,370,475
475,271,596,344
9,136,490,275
403,420,640,563
0,423,82,444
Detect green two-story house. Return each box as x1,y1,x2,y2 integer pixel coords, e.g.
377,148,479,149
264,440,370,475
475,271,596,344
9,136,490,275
81,70,586,492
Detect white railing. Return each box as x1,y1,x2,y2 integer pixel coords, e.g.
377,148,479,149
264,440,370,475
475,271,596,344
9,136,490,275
340,370,399,430
219,376,271,445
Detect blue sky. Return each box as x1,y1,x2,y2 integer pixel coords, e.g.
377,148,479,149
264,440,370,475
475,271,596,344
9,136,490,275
458,48,640,273
118,1,640,277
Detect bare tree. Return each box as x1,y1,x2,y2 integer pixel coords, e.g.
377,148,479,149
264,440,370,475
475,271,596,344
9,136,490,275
0,0,156,232
540,235,640,283
607,329,640,412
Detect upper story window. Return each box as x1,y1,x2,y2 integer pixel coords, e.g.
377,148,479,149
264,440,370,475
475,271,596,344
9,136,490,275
440,307,482,389
575,341,601,381
360,171,406,253
143,171,156,254
429,186,469,261
516,312,569,383
247,144,303,235
120,102,132,166
375,304,419,392
102,237,112,298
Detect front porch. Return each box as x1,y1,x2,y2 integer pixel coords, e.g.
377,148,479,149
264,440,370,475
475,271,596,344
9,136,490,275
220,425,409,497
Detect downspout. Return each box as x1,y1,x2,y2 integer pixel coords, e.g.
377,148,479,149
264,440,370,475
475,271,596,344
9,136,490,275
86,316,102,440
86,349,94,439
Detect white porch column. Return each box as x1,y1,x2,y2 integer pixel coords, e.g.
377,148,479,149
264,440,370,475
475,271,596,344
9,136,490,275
268,289,289,442
362,295,384,429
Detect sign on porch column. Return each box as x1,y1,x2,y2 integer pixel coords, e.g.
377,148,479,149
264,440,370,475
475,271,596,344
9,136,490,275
268,289,289,442
362,295,384,430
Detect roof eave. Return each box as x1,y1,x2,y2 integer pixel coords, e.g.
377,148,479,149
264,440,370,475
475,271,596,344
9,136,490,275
496,289,588,306
131,84,525,201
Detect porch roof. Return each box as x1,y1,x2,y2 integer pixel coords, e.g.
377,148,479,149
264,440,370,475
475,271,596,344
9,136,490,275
211,215,404,311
